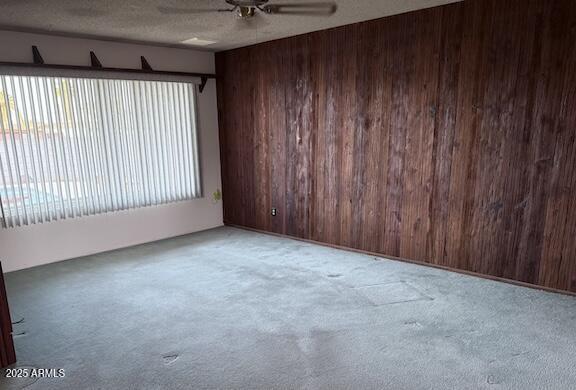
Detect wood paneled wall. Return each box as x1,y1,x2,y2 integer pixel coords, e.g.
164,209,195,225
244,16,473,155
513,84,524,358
216,0,576,293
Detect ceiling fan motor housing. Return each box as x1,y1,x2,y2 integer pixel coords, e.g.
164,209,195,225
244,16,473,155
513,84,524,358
225,0,270,18
225,0,270,7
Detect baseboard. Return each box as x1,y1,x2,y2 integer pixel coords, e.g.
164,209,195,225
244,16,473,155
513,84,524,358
225,223,576,297
4,223,225,274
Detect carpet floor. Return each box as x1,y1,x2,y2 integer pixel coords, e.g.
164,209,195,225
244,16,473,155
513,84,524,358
2,226,576,389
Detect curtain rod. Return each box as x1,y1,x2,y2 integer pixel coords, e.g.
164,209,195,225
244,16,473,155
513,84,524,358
0,46,216,92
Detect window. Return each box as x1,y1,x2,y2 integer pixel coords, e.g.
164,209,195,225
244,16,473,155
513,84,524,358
0,75,201,228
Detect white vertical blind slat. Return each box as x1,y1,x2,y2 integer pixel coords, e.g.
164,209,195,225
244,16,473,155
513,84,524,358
24,80,44,223
69,79,90,215
179,84,192,199
88,80,109,213
132,81,150,206
189,86,201,197
34,77,56,221
0,91,14,227
2,77,27,226
173,83,186,200
43,77,64,219
50,78,74,218
167,83,182,201
15,77,39,224
62,79,83,218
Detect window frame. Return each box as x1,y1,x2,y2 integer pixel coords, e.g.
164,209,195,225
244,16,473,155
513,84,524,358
0,68,204,228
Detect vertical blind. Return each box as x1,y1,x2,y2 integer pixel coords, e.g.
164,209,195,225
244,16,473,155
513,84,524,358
0,75,201,228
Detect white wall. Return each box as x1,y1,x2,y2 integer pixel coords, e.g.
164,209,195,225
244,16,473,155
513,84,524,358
0,31,223,272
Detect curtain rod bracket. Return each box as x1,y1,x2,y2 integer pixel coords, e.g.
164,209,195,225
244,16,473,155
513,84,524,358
199,76,208,93
140,56,153,71
90,51,103,68
32,46,44,64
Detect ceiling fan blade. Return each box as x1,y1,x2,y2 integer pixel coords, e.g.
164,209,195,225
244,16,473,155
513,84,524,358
262,2,337,16
157,6,230,14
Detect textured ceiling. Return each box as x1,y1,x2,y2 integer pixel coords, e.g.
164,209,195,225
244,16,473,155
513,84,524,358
0,0,462,51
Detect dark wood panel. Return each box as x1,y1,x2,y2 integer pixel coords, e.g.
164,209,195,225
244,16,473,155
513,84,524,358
0,262,16,367
216,0,576,293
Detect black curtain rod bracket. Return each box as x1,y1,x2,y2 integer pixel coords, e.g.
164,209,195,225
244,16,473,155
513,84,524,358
141,56,153,71
32,46,44,64
90,51,103,68
199,76,208,93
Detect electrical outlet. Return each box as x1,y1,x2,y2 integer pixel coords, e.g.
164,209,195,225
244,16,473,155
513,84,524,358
271,207,277,216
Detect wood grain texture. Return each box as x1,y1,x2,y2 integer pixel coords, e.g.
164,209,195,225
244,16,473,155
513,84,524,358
216,0,576,292
0,262,16,367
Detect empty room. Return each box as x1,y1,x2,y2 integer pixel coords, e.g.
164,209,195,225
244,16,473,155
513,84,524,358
0,0,575,389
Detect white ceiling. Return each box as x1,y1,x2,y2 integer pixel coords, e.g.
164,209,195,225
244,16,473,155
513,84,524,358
0,0,462,51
